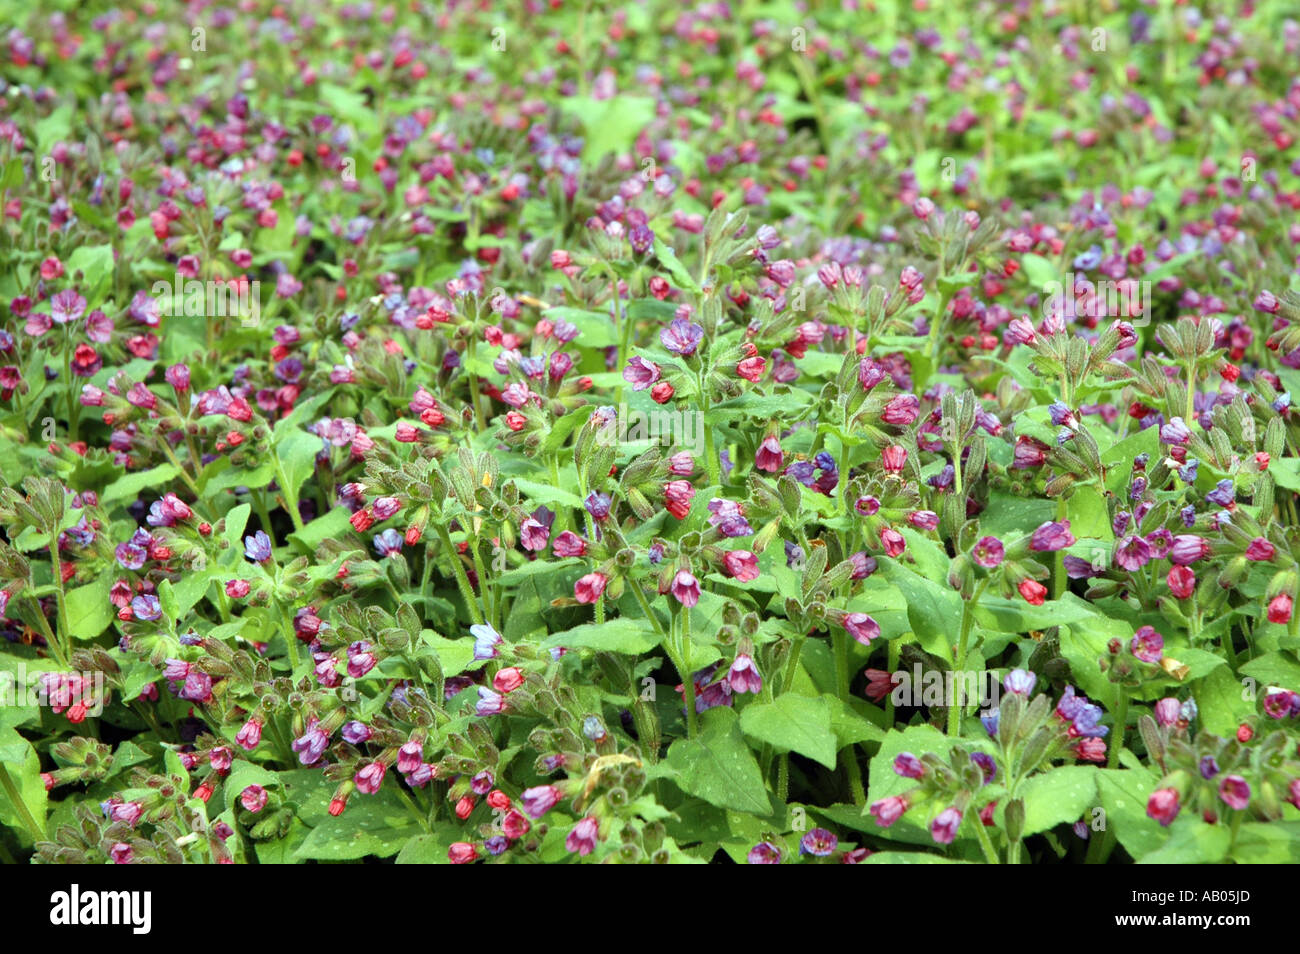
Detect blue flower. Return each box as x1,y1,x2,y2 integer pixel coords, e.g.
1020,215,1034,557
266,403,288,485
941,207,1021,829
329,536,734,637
244,530,273,562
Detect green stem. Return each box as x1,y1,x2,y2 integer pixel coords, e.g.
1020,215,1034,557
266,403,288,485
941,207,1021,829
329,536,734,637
436,525,484,626
971,812,1001,864
272,451,307,535
1106,692,1129,770
25,595,68,669
0,763,45,841
948,579,989,736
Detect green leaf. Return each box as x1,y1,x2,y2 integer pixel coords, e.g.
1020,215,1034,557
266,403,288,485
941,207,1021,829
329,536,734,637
561,95,656,163
545,618,661,655
878,559,962,662
65,574,114,640
0,731,47,842
1095,769,1163,860
275,429,322,513
1005,766,1097,836
100,464,180,507
1193,665,1254,736
541,307,616,348
652,236,704,296
1136,817,1231,864
739,693,838,768
1019,253,1060,290
1240,652,1300,692
665,708,771,814
293,810,423,861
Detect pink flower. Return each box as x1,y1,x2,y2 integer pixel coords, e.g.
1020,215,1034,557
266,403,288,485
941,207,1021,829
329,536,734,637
755,435,784,472
574,572,608,604
670,569,701,607
354,761,387,795
1146,788,1181,826
240,785,268,813
879,527,906,557
1246,537,1275,561
737,355,766,382
552,531,587,557
722,550,759,582
520,517,551,552
881,445,907,472
566,816,600,856
844,612,880,645
727,654,762,694
869,795,910,827
1218,775,1251,810
929,807,962,844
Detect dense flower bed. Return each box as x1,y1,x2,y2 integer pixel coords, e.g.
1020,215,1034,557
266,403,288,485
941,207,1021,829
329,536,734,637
2,0,1300,864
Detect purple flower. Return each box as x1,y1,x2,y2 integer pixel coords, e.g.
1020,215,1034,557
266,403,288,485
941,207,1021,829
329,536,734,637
893,752,925,779
660,317,703,356
341,721,372,745
476,686,506,716
244,530,273,563
1114,535,1152,572
1133,629,1164,665
930,807,962,845
520,785,562,819
372,529,403,557
471,623,503,661
584,492,612,520
1205,479,1235,508
131,595,162,621
747,841,782,864
799,828,838,856
1218,775,1251,810
843,612,880,645
292,720,329,766
1003,669,1036,696
972,536,1004,568
50,289,87,325
1029,520,1075,552
622,355,661,390
970,751,997,783
1159,417,1191,445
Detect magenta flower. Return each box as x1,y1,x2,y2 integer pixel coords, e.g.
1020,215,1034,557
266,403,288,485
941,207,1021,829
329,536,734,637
49,289,86,325
574,572,608,604
1218,775,1250,810
670,569,701,607
1147,788,1180,826
660,317,703,356
844,612,880,646
1130,626,1164,663
727,654,762,694
622,355,661,390
722,550,759,581
1245,537,1275,561
565,816,600,856
1029,520,1075,552
929,807,962,845
972,536,1004,568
